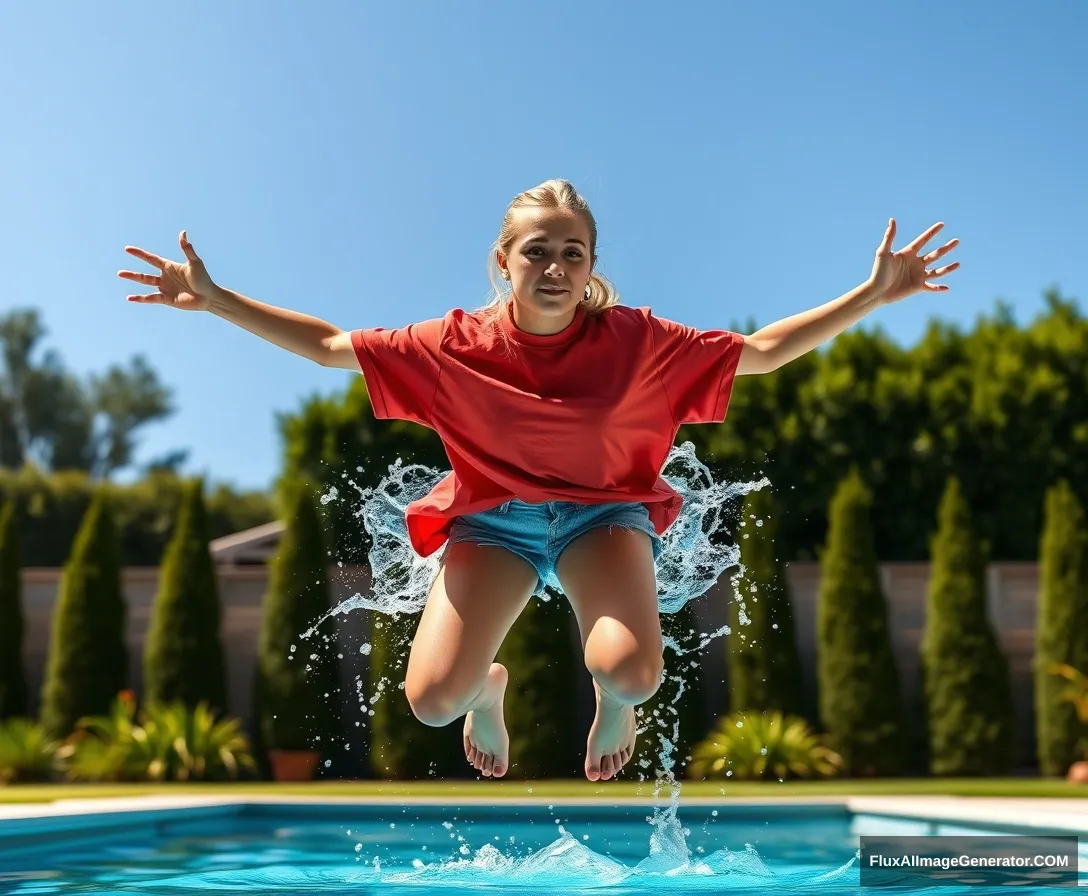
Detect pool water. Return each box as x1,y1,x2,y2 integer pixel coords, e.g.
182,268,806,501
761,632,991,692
0,801,1080,895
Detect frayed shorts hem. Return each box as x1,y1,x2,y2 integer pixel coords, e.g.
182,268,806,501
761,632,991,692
439,499,662,596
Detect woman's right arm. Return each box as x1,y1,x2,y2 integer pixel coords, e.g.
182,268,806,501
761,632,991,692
118,230,359,371
206,287,359,369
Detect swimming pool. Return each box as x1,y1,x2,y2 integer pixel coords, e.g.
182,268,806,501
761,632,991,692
0,798,1083,894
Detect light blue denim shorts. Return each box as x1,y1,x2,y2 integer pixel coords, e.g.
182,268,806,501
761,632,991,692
443,499,662,595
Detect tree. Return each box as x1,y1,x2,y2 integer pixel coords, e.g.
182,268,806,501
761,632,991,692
497,592,581,778
816,469,905,776
367,608,464,779
1035,480,1088,776
39,489,128,738
687,290,1088,564
0,498,28,719
920,477,1014,775
0,308,180,477
728,486,806,719
143,478,228,713
276,375,445,565
254,478,340,755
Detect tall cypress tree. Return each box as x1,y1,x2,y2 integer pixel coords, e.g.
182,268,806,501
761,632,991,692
143,478,228,713
254,478,340,754
0,499,28,720
920,477,1014,775
497,591,581,778
1035,480,1088,776
816,468,905,776
367,608,464,779
40,489,128,739
729,485,806,719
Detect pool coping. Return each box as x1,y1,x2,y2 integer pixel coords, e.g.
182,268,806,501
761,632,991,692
0,794,1085,834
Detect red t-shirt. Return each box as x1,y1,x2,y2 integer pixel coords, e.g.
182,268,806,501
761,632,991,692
351,301,745,557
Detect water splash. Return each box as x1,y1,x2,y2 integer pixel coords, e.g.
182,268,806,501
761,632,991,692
375,826,861,892
304,441,767,635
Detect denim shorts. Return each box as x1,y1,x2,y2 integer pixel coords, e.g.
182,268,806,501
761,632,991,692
443,499,662,595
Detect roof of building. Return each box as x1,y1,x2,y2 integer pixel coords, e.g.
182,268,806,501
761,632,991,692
208,520,285,565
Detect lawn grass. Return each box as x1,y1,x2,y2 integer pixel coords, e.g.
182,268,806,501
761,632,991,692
1,777,1084,804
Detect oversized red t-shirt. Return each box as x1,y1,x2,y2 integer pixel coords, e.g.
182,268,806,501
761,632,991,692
351,301,745,557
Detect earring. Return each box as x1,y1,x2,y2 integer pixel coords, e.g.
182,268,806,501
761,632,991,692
583,286,591,301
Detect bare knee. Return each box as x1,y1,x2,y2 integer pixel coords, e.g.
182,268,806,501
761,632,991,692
404,677,471,727
586,649,664,705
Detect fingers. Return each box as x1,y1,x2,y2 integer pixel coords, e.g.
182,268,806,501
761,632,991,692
117,270,160,286
904,222,944,254
179,230,200,263
126,293,166,303
878,218,896,253
124,246,168,269
923,260,960,291
922,238,959,264
122,230,199,271
927,262,959,279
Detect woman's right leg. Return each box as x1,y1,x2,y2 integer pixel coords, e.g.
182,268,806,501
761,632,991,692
404,541,539,778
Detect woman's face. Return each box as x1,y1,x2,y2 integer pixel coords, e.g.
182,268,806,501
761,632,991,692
498,207,594,335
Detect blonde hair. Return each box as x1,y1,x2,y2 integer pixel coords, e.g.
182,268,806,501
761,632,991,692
482,179,620,315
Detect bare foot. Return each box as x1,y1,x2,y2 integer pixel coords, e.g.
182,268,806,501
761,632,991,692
585,680,637,782
463,663,510,778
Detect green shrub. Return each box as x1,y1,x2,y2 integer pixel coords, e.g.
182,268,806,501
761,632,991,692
254,478,340,754
1047,664,1088,722
59,691,255,782
0,466,274,567
689,710,842,781
366,609,464,779
0,498,28,719
39,489,128,739
729,485,806,719
0,717,62,783
816,469,905,776
920,477,1014,775
1035,481,1088,776
497,592,581,778
143,478,228,713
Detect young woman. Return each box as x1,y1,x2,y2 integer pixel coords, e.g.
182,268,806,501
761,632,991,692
119,179,958,782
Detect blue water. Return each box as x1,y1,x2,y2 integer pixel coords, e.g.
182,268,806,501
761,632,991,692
0,802,1081,894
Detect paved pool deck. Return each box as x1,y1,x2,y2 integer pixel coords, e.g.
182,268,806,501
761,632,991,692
0,794,1085,834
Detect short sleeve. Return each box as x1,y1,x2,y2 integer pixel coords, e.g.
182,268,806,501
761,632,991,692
351,316,445,425
642,309,746,425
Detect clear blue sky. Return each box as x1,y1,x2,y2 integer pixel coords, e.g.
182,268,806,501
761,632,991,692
3,1,1085,493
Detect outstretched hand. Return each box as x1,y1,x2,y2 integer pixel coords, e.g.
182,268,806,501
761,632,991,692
118,231,218,311
870,219,959,304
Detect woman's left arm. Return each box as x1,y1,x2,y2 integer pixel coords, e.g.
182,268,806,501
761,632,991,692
736,219,959,376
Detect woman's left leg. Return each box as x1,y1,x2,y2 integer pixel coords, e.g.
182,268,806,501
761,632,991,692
555,526,664,782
